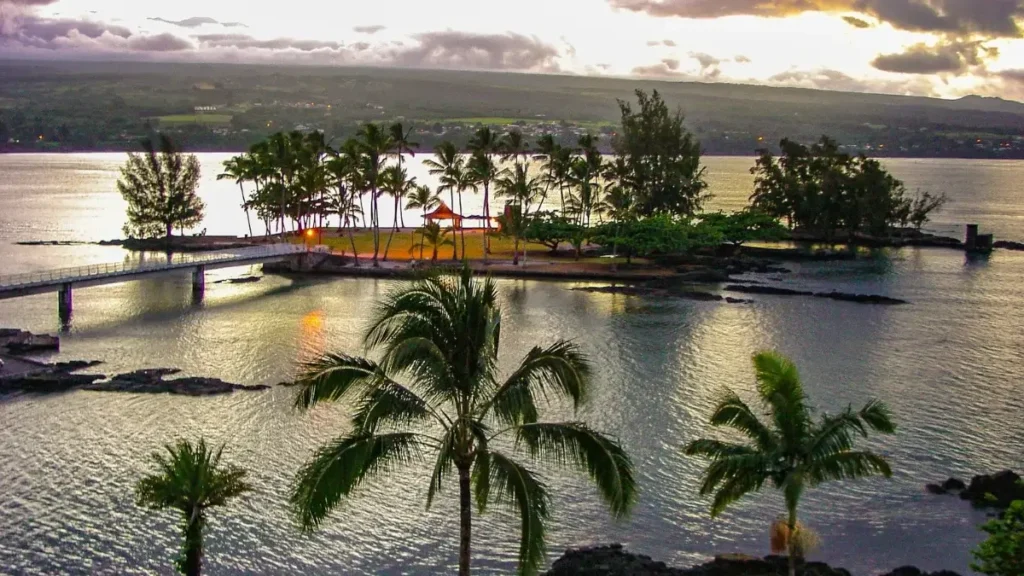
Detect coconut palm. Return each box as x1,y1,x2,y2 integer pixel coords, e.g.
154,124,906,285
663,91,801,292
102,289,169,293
468,127,500,251
389,122,418,228
290,269,636,576
418,221,453,262
468,152,499,262
217,156,254,237
685,351,896,576
500,129,531,170
356,124,393,266
424,141,465,261
380,165,416,261
135,439,252,576
405,184,441,259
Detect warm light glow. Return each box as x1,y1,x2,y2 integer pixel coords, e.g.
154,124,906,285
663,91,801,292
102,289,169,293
306,229,315,238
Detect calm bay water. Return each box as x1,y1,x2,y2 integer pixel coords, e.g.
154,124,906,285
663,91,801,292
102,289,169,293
0,154,1023,574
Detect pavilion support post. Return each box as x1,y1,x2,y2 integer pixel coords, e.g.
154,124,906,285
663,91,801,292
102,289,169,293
58,283,73,324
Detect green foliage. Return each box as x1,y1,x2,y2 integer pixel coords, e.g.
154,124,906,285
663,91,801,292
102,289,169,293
685,351,895,574
590,216,722,260
135,439,252,576
613,89,708,218
971,499,1024,575
524,212,585,252
118,134,204,238
700,210,787,247
909,191,948,231
750,136,942,239
290,269,635,576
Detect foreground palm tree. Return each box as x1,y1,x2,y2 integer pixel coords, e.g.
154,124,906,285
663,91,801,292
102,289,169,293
685,351,895,576
136,439,252,576
291,269,636,576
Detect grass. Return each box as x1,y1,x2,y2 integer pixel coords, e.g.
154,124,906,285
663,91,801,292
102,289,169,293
156,114,233,125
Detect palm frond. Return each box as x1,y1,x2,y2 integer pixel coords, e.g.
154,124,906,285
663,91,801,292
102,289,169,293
136,439,251,512
696,453,774,500
514,422,635,518
707,390,778,451
480,451,550,576
684,439,758,460
709,471,768,517
485,341,591,425
752,351,809,449
427,426,458,510
351,379,434,433
858,400,897,434
805,451,892,485
293,353,381,410
291,432,422,532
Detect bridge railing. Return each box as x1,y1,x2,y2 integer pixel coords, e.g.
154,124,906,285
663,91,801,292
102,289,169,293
0,243,308,290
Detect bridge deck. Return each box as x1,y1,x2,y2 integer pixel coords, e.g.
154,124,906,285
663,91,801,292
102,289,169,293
0,243,309,298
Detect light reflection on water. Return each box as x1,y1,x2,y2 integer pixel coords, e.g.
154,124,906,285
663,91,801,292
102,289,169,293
0,155,1023,574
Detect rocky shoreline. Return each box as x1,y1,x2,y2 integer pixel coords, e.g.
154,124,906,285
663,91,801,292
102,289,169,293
543,545,960,576
927,470,1024,509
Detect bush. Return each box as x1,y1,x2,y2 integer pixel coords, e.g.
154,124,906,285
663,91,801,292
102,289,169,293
971,499,1024,576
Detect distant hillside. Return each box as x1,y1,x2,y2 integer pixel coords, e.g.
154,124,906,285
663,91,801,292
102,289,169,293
1,60,1022,158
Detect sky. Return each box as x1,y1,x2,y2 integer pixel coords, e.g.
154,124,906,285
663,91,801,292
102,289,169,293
2,0,1024,100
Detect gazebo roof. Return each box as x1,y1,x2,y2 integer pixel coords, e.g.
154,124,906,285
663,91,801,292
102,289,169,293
424,202,462,220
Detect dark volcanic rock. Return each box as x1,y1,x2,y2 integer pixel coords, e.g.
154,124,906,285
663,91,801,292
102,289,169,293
215,276,262,284
572,285,735,303
994,240,1024,251
0,330,60,353
84,369,270,396
724,285,908,305
942,478,967,492
0,372,105,393
926,483,947,495
880,568,963,576
960,470,1024,508
543,545,957,576
543,546,853,576
53,360,104,372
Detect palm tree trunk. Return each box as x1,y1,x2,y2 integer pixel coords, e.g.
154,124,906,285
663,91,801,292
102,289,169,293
483,182,491,257
419,209,426,260
238,183,253,237
449,190,458,261
347,222,360,266
787,508,798,576
458,463,472,576
183,511,204,576
458,189,466,261
371,186,380,266
383,197,399,261
513,237,520,266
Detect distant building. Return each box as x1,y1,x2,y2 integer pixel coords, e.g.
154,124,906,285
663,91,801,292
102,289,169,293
194,106,218,112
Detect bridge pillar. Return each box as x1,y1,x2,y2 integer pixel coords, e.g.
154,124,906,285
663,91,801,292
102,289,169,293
192,265,206,301
58,283,73,324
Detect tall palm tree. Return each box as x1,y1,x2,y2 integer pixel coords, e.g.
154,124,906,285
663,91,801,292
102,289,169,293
380,165,416,261
389,122,418,229
290,269,636,576
424,141,465,261
217,156,254,237
467,152,498,262
405,184,440,259
356,124,393,266
135,439,252,576
532,135,559,214
685,351,896,576
468,128,500,252
500,129,531,170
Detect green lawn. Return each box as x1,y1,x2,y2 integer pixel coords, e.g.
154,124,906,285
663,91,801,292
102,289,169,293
156,114,233,125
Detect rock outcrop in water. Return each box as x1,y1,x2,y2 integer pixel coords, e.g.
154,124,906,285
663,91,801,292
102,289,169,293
1,363,268,396
724,285,908,305
0,329,60,353
572,286,750,304
542,545,960,576
927,470,1024,508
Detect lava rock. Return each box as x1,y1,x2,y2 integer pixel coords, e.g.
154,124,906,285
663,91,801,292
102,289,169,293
961,470,1024,508
0,372,106,393
84,369,270,396
942,478,967,492
0,330,60,353
543,545,853,576
215,276,262,284
994,240,1024,251
814,291,908,305
926,484,947,495
725,285,813,297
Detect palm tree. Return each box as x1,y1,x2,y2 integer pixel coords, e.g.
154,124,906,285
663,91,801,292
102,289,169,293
290,269,636,576
405,184,440,259
467,152,498,262
217,156,254,237
496,164,543,266
380,165,416,261
135,439,252,576
389,122,418,229
356,124,393,266
418,221,453,262
468,127,500,252
685,351,896,576
424,141,465,261
500,129,531,170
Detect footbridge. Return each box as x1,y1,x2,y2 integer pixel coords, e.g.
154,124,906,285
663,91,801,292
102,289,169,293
0,244,316,322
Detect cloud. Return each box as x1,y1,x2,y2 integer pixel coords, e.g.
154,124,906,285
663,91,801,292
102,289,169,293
646,38,677,47
195,33,342,51
632,58,684,77
768,68,936,95
734,54,752,63
609,0,1024,38
353,25,385,34
689,51,724,78
872,40,997,74
127,32,192,51
392,31,562,72
843,15,872,28
148,16,247,28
